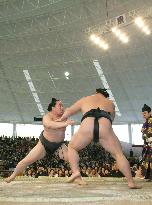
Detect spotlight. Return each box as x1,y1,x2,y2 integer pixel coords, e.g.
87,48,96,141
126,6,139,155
112,27,129,43
119,33,129,43
103,44,109,50
90,34,96,41
115,29,121,37
134,17,151,35
111,27,117,33
134,17,144,28
99,41,109,50
142,26,151,35
64,71,69,77
89,34,109,50
93,36,100,44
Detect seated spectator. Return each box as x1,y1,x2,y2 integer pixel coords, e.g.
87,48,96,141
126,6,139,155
0,136,142,180
98,167,106,177
90,168,100,177
86,167,92,177
135,165,144,179
64,170,70,177
58,169,65,177
48,169,55,177
109,162,124,177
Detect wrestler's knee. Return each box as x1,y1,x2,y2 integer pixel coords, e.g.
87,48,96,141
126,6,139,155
68,141,79,151
18,159,31,167
68,141,74,148
111,153,116,160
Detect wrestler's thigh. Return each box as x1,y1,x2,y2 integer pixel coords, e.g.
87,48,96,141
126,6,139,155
21,140,46,164
69,131,92,151
99,119,123,155
100,132,123,156
58,144,68,161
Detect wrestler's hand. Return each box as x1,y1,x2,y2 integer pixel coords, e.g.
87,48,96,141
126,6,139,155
55,118,75,125
57,115,67,122
65,119,75,126
55,117,66,122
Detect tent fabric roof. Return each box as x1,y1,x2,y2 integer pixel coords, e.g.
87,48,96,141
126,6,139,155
0,0,152,124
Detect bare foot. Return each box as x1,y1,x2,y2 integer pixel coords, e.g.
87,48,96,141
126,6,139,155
5,176,15,183
75,177,87,186
128,183,142,189
129,186,142,189
67,172,81,183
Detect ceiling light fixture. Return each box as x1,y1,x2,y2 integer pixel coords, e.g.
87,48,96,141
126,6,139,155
64,71,69,77
23,70,44,116
134,17,151,35
90,34,109,50
111,27,129,43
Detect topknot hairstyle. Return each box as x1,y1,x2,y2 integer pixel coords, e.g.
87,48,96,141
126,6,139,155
142,104,151,113
47,98,59,111
96,88,109,98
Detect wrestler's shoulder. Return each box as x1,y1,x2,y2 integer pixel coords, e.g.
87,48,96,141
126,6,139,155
107,99,114,104
76,96,87,103
43,113,53,121
82,95,92,100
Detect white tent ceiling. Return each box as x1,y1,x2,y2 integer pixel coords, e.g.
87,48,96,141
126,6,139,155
0,0,152,124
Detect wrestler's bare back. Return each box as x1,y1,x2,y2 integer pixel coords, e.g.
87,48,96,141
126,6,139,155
43,112,66,143
80,94,114,114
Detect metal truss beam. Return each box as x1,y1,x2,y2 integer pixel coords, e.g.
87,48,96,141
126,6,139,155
85,6,152,35
0,27,86,56
0,1,89,40
0,0,64,22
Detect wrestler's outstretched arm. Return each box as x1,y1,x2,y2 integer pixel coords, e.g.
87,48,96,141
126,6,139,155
57,99,82,121
43,115,75,128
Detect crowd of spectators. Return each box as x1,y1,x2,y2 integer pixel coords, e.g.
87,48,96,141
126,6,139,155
0,135,146,179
